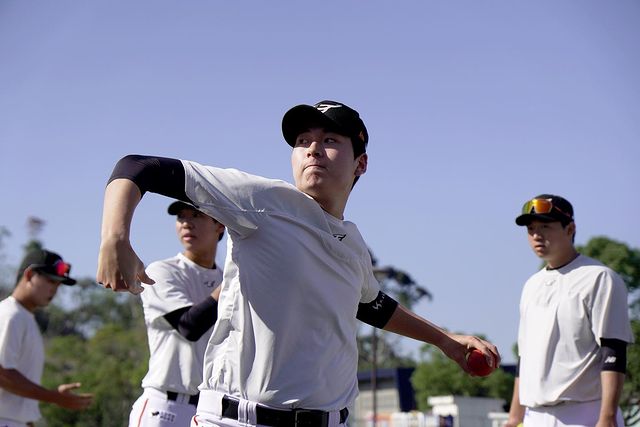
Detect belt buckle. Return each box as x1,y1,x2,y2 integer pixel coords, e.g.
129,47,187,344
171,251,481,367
294,409,327,427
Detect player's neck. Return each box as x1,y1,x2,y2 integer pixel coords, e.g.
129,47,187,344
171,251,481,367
545,248,579,270
184,250,217,269
12,287,37,312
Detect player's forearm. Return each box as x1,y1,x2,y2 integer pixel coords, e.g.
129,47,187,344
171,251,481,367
0,367,60,404
100,178,141,241
505,377,525,427
598,371,624,423
383,304,449,346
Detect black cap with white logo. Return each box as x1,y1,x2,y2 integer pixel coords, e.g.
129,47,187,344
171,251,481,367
282,100,369,152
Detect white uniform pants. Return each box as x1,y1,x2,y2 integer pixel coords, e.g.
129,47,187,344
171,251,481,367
129,388,198,427
190,390,346,427
524,400,624,427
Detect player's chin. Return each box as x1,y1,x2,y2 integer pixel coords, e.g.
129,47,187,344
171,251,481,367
534,247,548,257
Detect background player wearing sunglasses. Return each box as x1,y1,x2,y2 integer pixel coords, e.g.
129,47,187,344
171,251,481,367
505,195,633,427
0,249,93,427
97,100,500,427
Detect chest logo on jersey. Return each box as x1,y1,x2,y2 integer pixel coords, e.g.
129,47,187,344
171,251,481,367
333,233,347,241
203,280,217,288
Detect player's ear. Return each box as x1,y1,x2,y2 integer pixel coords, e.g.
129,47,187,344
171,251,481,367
355,153,368,177
565,222,575,236
22,266,36,282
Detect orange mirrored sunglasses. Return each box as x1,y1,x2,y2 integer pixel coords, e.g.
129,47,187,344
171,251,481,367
521,198,572,219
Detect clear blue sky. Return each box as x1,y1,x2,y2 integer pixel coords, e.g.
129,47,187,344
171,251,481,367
1,1,638,364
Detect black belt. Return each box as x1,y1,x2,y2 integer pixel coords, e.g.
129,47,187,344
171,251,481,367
221,396,349,427
166,391,199,406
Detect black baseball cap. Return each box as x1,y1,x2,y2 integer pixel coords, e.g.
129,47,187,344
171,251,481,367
167,201,225,241
17,249,76,286
282,100,369,152
515,194,574,226
167,201,198,215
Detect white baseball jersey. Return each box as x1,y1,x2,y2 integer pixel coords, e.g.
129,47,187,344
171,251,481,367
181,160,381,411
517,254,633,408
0,296,45,423
140,253,223,395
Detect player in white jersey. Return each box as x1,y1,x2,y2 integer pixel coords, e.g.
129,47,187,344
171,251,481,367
129,201,225,427
0,249,93,427
97,100,500,427
505,195,633,427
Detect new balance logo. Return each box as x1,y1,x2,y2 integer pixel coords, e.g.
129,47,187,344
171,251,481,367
604,356,617,364
316,103,342,113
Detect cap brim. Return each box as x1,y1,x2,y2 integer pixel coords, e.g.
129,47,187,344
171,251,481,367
282,105,344,147
167,201,198,215
515,213,562,226
41,272,77,286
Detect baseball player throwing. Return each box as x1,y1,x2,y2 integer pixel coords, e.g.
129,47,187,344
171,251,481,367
97,100,500,427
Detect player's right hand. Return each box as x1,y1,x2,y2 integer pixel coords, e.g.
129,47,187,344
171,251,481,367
96,235,154,295
56,382,94,410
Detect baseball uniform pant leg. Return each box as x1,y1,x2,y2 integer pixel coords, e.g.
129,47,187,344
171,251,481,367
129,388,197,427
523,400,624,427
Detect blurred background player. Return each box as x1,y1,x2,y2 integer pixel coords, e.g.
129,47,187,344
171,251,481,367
128,201,225,427
0,249,93,427
505,195,633,427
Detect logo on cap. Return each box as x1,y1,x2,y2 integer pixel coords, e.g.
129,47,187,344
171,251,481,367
315,103,342,113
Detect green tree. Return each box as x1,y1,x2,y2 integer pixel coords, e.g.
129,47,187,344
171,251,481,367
36,279,148,426
40,323,148,427
411,336,514,411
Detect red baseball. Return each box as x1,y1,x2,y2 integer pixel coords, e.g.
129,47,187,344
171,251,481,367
466,349,495,377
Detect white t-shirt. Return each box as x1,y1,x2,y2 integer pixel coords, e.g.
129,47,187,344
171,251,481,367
140,253,223,395
0,296,45,423
182,160,381,411
517,254,634,407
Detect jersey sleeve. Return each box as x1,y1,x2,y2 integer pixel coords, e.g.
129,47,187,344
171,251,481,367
360,258,382,304
0,314,25,369
181,160,300,239
590,269,634,344
141,261,195,325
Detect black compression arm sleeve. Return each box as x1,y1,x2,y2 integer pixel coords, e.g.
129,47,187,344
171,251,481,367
600,338,627,373
356,291,399,329
163,297,218,342
108,155,191,203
